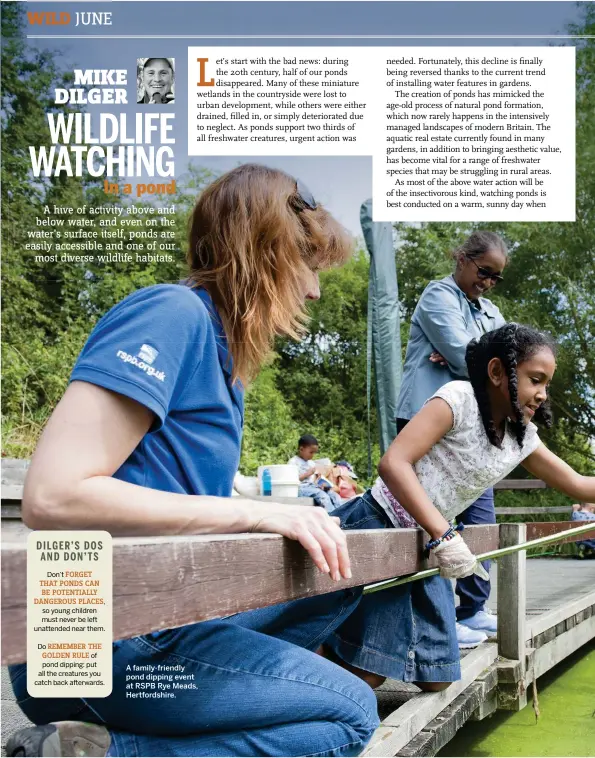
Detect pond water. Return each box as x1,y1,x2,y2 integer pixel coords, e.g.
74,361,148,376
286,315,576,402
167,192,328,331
439,640,595,757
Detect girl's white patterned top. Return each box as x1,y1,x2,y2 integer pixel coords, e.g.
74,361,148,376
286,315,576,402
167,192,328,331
372,381,541,527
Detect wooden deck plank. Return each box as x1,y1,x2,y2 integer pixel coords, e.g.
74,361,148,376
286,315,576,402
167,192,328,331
394,678,494,757
530,613,595,681
360,644,498,757
490,560,595,616
0,486,24,501
529,590,595,639
0,459,30,486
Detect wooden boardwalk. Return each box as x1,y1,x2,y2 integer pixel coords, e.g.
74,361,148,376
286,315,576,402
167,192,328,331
2,558,593,756
373,558,595,723
361,558,595,756
491,558,595,620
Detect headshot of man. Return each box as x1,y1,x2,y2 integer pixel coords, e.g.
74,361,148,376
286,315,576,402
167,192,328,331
137,57,175,104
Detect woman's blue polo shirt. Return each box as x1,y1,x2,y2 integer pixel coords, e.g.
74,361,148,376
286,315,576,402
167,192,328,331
70,284,244,497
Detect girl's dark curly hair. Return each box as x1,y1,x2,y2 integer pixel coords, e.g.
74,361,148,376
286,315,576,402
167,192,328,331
465,323,556,449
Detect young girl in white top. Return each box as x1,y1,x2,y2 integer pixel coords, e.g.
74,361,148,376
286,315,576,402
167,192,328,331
325,323,595,691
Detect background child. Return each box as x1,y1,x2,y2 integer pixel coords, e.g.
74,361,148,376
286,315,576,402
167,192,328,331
288,434,342,512
571,502,595,557
334,460,360,500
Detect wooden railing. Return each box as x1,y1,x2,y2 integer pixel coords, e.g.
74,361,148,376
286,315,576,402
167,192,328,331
493,479,547,490
1,458,590,666
3,527,498,664
3,521,594,666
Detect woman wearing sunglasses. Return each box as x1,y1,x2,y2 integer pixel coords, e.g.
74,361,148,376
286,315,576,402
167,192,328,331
395,230,508,649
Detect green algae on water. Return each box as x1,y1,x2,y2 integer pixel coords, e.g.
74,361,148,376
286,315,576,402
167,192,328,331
439,641,595,757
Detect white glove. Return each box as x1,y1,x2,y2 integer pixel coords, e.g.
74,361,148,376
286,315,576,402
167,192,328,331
432,533,490,580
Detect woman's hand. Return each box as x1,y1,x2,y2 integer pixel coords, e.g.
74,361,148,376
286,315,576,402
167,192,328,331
429,351,448,367
432,533,489,580
250,505,351,582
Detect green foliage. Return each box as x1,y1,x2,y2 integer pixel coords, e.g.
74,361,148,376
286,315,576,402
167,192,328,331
3,324,89,419
0,6,218,454
240,363,299,474
238,249,381,483
1,325,89,455
495,487,575,513
271,248,380,483
394,224,461,320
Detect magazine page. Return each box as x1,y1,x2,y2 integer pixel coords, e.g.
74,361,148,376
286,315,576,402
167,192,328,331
2,1,594,757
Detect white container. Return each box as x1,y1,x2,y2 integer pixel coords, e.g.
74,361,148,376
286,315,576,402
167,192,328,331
271,483,300,498
233,473,260,498
257,464,300,499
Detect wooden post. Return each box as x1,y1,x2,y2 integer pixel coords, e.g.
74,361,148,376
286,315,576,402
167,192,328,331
497,523,527,710
498,523,527,659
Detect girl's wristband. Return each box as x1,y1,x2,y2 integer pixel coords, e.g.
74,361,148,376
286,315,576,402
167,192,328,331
424,522,464,556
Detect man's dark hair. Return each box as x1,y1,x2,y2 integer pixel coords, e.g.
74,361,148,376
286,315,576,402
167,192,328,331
298,434,318,448
465,323,555,449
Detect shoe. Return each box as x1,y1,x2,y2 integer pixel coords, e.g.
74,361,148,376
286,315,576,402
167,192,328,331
6,722,110,757
456,622,488,649
458,609,498,636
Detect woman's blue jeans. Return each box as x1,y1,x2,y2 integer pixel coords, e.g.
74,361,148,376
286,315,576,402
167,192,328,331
298,484,342,513
9,590,379,757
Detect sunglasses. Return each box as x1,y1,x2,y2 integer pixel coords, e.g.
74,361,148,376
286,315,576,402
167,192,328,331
466,256,504,284
295,179,317,211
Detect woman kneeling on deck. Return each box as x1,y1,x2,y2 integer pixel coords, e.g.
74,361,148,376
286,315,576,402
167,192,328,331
8,165,380,758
